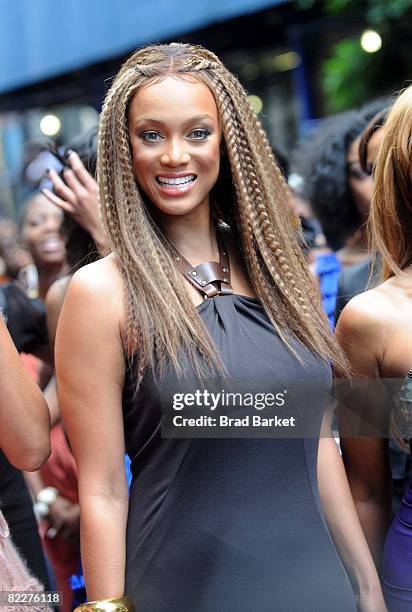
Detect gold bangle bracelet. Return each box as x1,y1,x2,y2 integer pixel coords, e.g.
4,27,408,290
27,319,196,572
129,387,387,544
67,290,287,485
74,595,135,612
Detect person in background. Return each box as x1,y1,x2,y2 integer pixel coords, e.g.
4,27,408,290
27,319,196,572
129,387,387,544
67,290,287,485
1,132,110,604
40,127,107,263
335,105,409,515
292,102,387,326
336,85,412,611
288,167,338,327
0,216,32,284
334,107,388,321
291,181,340,328
1,189,66,599
0,317,50,608
0,195,64,591
293,108,373,259
19,191,67,301
25,127,104,612
0,224,49,359
0,216,47,357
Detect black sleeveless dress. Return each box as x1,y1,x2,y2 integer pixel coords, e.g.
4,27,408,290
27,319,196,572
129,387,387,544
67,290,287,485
122,295,357,611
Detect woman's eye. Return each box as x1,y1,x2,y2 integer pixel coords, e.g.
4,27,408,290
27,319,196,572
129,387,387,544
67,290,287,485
141,131,162,142
188,128,211,140
347,164,368,181
28,217,43,227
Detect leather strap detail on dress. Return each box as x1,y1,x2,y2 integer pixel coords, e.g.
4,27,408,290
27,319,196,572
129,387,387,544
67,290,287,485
175,233,233,298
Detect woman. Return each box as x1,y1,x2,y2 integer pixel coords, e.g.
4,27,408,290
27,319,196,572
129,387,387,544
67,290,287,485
336,85,412,611
292,104,385,327
0,317,50,606
1,191,66,590
0,192,64,591
19,191,66,301
56,43,385,611
33,129,104,612
41,126,107,270
292,104,383,260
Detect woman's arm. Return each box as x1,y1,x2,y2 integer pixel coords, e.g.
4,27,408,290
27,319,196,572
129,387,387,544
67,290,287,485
24,276,75,536
45,275,70,357
335,296,392,568
55,257,129,600
318,422,386,611
0,318,51,470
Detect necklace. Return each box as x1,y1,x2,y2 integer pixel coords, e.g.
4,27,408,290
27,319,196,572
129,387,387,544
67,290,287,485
174,230,234,299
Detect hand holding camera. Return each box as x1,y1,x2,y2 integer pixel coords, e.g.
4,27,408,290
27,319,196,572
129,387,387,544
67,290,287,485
42,150,107,254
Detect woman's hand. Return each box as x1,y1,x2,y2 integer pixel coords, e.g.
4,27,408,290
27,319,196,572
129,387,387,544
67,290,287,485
42,151,107,254
47,496,80,547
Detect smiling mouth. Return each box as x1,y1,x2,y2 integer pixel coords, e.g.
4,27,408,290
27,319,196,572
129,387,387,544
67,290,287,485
40,238,64,253
156,175,197,190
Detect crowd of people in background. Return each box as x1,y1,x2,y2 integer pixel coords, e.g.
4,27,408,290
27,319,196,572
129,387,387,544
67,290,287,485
1,42,412,611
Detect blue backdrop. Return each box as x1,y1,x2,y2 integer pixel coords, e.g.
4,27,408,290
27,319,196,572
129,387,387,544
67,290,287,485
0,0,286,93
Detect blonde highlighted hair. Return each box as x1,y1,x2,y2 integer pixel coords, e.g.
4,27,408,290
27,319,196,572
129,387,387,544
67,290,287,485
369,85,412,280
97,43,347,384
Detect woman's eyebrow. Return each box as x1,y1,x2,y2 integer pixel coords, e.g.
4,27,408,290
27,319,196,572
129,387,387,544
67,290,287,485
182,114,215,126
133,117,164,127
133,114,215,128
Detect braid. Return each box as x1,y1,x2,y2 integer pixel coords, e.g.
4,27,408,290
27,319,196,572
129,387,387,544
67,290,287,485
207,73,300,304
201,66,340,361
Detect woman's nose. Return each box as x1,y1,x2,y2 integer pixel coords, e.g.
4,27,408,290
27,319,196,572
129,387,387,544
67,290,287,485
160,140,190,167
44,215,62,232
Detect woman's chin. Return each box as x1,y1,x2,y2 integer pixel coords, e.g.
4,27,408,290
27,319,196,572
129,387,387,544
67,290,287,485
36,253,66,268
151,196,208,218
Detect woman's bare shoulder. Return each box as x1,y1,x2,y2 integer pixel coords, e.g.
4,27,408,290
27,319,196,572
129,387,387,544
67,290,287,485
70,254,122,289
47,274,71,297
45,275,71,312
339,285,391,330
65,254,126,324
336,287,392,373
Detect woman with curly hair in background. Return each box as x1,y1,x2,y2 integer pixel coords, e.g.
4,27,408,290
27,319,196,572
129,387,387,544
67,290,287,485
292,102,388,328
293,103,384,260
56,43,385,611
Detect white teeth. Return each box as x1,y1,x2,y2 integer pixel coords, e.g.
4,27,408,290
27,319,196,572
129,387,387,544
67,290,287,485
157,175,196,186
42,239,61,248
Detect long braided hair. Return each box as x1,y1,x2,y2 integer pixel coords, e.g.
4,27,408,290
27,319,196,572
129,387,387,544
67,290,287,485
98,43,348,385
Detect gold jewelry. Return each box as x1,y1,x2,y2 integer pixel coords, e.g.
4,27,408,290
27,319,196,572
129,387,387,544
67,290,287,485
74,595,135,612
